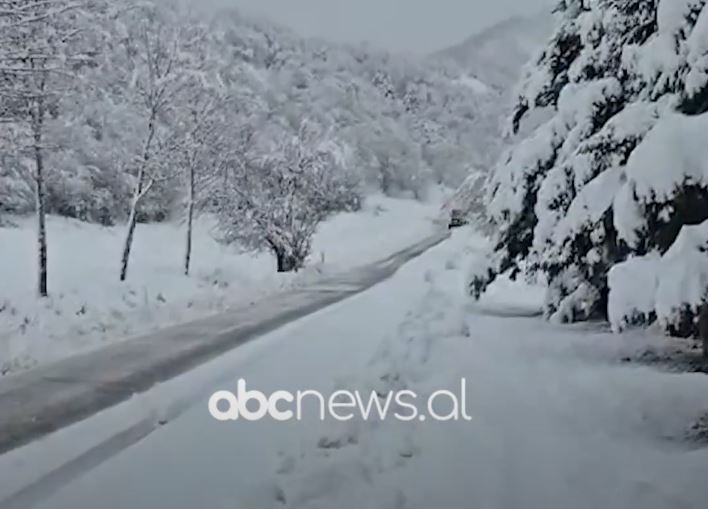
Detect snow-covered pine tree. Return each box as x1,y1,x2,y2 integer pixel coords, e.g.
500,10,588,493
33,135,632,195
609,0,708,337
615,0,708,254
472,0,660,317
530,0,663,322
475,0,708,337
471,0,600,304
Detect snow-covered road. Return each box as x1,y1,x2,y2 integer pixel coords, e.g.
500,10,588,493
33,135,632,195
0,231,449,457
2,231,708,509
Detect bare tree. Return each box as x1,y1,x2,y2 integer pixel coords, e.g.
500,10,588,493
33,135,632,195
183,126,196,276
117,8,190,282
0,0,91,297
174,94,225,276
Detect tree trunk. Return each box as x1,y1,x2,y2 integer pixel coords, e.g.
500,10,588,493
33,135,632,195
32,89,48,298
120,170,146,282
381,166,391,195
275,249,298,273
120,197,139,282
699,303,708,361
184,165,195,276
120,117,155,282
34,139,48,298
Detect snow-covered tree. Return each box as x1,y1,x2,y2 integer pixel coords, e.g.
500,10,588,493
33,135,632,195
171,88,228,276
213,120,360,272
605,0,708,337
0,0,94,296
114,4,195,282
474,0,708,339
472,1,600,305
1,0,509,295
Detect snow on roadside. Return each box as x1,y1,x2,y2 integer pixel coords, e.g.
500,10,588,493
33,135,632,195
264,229,708,509
0,194,444,374
454,74,493,95
0,221,459,507
610,220,708,337
4,228,707,508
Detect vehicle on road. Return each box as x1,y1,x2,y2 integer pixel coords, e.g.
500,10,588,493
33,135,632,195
448,209,468,229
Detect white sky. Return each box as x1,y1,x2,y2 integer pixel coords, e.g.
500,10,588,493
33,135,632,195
217,0,555,54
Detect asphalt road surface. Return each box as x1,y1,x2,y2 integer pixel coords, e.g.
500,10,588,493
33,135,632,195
0,231,449,457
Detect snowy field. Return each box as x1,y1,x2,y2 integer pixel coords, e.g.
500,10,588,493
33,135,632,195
3,228,707,509
0,194,445,375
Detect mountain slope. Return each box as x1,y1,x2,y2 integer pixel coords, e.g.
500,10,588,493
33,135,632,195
1,2,499,221
435,12,554,94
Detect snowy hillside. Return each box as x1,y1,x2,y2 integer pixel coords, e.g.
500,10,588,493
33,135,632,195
0,0,492,359
0,195,445,374
435,12,555,94
433,10,555,178
0,0,498,224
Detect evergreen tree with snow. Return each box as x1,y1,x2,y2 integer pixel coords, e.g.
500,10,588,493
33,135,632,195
474,0,708,338
610,0,708,337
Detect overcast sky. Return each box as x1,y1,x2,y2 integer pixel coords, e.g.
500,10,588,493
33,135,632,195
221,0,554,54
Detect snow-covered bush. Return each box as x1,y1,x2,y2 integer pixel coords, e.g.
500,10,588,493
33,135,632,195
610,220,708,337
212,121,360,273
608,254,659,332
657,220,708,336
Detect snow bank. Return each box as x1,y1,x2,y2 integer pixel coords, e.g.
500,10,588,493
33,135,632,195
261,228,708,509
609,220,708,336
0,195,443,374
8,227,708,509
454,74,493,95
610,113,708,336
596,110,708,335
608,254,660,332
658,220,708,335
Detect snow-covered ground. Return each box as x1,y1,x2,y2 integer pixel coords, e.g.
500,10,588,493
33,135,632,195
3,228,707,509
0,194,445,375
454,74,493,95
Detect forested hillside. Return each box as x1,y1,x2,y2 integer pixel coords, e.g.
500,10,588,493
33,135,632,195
1,0,511,299
472,0,708,339
1,0,500,226
435,11,554,94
